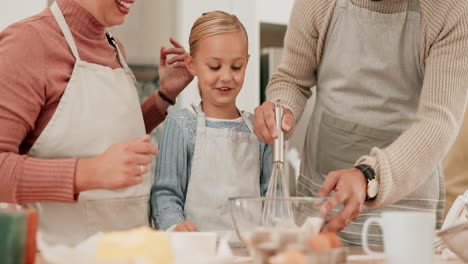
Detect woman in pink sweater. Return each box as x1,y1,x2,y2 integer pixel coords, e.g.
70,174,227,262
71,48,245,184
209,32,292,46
0,0,193,245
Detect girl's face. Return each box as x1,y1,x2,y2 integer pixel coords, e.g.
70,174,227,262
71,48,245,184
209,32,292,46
73,0,135,27
186,31,249,110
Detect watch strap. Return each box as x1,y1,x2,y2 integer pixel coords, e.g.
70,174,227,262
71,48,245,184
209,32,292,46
355,164,378,200
355,164,375,181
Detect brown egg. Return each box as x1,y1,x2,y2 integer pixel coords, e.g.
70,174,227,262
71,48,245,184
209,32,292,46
307,232,343,252
282,248,306,264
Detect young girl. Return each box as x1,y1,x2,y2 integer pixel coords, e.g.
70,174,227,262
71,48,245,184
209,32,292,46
150,11,271,233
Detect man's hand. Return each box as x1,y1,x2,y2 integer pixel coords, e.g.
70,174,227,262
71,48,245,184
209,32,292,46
316,168,367,232
253,101,294,145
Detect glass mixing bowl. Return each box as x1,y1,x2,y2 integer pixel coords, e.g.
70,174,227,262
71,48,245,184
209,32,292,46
229,197,326,264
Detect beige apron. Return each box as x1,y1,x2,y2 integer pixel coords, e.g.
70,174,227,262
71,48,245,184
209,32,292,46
25,2,152,246
184,104,261,239
296,0,444,246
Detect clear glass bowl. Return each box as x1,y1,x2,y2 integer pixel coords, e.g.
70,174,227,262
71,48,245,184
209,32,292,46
229,197,326,264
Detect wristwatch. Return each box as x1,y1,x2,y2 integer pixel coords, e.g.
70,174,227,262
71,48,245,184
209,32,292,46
355,164,379,200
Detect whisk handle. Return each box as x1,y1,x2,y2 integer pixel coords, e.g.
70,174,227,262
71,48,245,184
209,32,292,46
273,103,284,163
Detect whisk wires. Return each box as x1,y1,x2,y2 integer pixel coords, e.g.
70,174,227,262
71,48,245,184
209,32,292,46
262,101,294,224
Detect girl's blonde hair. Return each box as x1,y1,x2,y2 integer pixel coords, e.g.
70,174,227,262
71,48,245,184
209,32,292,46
189,11,248,55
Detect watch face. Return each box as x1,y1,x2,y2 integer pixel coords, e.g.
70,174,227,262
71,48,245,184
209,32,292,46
367,179,379,198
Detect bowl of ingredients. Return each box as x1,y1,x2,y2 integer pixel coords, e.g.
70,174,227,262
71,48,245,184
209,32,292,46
229,197,345,264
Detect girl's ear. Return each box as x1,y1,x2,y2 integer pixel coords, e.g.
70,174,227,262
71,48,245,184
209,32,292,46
185,53,197,76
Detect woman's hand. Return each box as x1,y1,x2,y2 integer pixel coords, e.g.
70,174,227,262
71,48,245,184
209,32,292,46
253,101,295,145
316,168,367,232
158,38,194,100
75,135,157,193
174,220,198,232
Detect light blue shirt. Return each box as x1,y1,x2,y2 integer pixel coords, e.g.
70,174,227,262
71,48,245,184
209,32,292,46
150,108,272,230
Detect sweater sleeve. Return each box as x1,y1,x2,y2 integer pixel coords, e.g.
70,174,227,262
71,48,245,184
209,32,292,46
150,116,188,230
141,95,167,134
0,23,77,205
266,0,335,137
358,9,468,208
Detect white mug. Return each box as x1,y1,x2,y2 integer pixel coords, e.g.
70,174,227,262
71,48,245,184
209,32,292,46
361,211,436,264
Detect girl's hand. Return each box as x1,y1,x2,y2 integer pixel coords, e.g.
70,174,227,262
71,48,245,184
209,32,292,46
75,135,157,193
174,220,198,232
253,101,295,145
158,38,194,100
316,168,367,232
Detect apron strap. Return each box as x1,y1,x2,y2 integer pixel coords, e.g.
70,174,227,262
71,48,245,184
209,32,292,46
105,31,138,86
408,0,419,12
192,103,202,114
337,0,348,8
240,111,254,133
50,2,81,61
192,103,207,132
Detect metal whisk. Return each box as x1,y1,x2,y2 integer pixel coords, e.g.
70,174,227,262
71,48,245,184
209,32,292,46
262,102,294,224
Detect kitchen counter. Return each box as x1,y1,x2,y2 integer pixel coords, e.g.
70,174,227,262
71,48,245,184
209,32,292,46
36,247,463,264
231,247,465,264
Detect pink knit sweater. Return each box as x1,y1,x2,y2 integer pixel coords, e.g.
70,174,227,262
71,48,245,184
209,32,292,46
0,0,165,205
